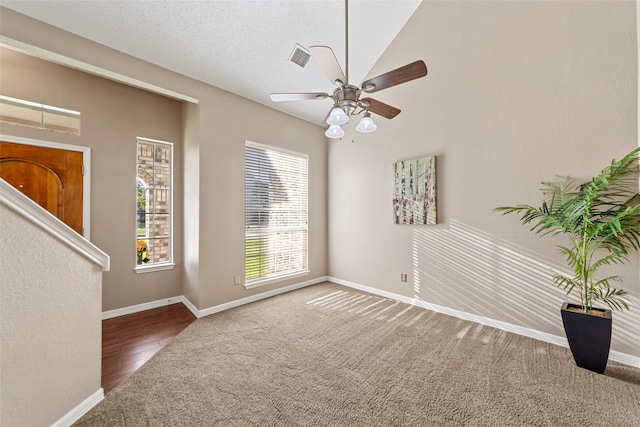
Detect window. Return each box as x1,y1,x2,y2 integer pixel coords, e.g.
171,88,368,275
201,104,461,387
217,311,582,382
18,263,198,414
245,141,308,286
136,138,174,272
0,95,81,135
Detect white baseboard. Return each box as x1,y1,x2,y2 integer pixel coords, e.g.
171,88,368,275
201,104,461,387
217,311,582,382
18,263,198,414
327,276,640,369
51,388,104,427
197,276,328,317
611,350,640,368
102,296,184,320
102,276,329,320
100,276,637,368
179,295,200,318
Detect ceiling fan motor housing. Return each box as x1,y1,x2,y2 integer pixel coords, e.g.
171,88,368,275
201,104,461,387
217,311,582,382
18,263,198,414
271,43,427,124
333,84,360,116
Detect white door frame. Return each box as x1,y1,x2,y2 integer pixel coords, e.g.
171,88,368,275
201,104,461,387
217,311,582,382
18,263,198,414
1,133,92,239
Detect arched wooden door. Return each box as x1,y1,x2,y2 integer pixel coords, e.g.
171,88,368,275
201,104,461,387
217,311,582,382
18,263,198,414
0,141,83,234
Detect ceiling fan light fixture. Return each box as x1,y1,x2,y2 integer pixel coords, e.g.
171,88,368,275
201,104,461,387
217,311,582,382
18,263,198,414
356,112,377,133
326,106,349,125
270,0,428,138
325,124,345,139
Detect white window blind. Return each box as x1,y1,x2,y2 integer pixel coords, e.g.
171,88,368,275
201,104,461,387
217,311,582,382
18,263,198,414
245,142,308,284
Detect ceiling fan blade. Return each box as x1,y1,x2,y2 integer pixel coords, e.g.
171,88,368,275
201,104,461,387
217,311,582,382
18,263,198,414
309,46,347,86
360,97,401,119
361,60,427,93
270,93,330,102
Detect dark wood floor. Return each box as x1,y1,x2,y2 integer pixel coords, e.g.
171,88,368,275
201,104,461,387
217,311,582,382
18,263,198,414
102,303,196,394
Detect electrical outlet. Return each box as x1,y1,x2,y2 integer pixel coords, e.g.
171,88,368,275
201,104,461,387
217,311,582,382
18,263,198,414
400,273,407,282
234,275,241,285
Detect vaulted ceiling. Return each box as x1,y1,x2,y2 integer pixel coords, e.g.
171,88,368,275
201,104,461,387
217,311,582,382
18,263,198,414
2,0,422,126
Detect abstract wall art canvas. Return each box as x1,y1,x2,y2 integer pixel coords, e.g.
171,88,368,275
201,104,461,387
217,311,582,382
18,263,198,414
393,156,436,225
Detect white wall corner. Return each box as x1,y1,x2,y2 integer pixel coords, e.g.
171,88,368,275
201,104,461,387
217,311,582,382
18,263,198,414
179,295,200,318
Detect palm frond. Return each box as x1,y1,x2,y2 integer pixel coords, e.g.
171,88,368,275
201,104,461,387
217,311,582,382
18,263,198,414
496,147,640,312
553,274,579,294
591,284,630,311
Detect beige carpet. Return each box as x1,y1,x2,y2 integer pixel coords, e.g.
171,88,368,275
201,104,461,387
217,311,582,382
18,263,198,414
76,282,640,426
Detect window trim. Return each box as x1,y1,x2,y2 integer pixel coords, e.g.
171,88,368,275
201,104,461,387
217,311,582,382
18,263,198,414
244,270,310,289
135,136,174,271
244,140,309,288
135,263,176,274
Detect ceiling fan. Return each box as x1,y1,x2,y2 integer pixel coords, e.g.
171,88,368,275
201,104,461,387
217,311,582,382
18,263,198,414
270,0,428,139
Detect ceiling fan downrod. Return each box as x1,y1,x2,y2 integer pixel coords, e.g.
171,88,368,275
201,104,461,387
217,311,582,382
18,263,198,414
269,0,428,139
345,0,349,84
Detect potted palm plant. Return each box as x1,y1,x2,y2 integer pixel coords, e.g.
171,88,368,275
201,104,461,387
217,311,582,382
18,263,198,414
495,147,640,373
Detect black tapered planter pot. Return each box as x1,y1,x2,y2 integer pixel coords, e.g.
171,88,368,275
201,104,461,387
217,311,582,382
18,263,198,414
560,302,612,374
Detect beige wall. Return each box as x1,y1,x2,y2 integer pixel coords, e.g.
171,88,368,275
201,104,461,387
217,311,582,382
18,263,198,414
0,47,184,311
190,87,328,309
176,71,329,310
0,7,329,312
1,2,637,359
328,1,639,357
0,206,103,426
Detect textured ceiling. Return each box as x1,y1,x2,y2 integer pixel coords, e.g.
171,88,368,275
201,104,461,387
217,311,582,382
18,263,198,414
2,0,422,126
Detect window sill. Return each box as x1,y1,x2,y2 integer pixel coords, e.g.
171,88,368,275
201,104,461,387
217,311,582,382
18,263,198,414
135,263,176,274
244,270,310,289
